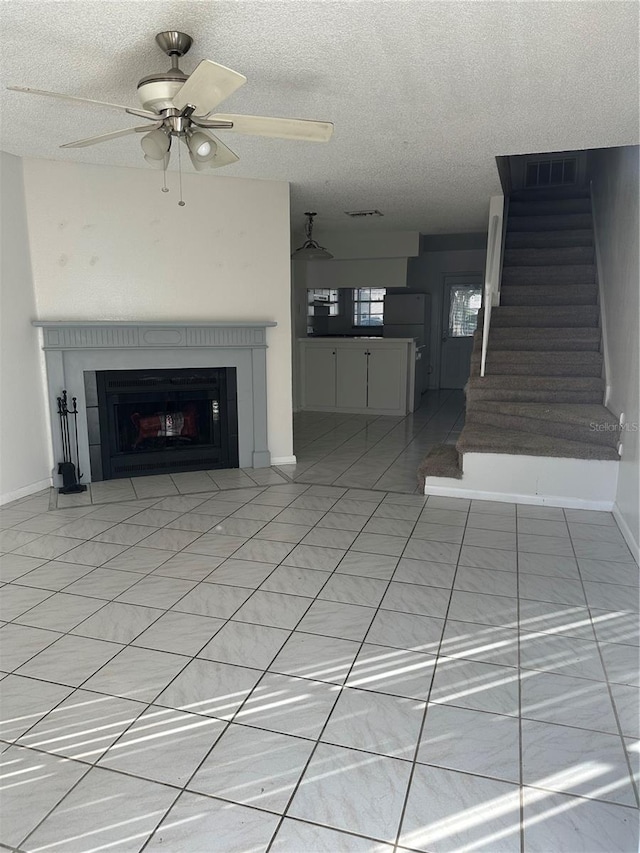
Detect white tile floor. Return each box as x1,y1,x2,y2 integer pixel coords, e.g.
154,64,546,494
283,391,465,492
1,478,638,851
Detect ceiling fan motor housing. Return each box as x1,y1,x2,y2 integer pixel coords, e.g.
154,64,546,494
137,31,193,113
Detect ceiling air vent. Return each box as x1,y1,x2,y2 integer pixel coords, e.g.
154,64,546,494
344,209,384,218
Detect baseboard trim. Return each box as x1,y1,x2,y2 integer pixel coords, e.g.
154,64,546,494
271,455,297,466
613,503,640,565
0,478,52,507
424,482,615,511
424,451,619,509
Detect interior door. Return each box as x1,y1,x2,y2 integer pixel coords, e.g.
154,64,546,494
440,275,483,389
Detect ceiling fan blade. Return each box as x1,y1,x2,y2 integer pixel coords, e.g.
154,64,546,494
7,86,159,119
172,60,246,116
199,113,334,142
60,123,163,149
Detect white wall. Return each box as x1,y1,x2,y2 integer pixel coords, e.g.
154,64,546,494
0,152,52,501
590,145,640,558
22,159,294,463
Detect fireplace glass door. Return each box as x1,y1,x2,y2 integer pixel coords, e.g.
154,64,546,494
96,368,238,479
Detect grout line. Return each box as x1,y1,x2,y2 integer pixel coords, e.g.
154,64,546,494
516,501,525,853
3,484,637,851
392,496,472,850
564,507,640,810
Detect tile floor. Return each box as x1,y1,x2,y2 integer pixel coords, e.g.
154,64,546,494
284,390,465,492
0,481,638,852
50,391,465,510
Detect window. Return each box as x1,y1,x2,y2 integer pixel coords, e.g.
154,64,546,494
307,289,339,333
353,288,386,326
448,285,482,337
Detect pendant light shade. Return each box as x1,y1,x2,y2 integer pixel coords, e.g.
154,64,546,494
187,130,218,162
144,152,170,169
291,212,333,260
141,128,171,159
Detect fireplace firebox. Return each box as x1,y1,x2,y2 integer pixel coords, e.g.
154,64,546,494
96,368,238,479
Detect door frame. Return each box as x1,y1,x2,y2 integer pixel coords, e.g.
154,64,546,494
439,273,483,389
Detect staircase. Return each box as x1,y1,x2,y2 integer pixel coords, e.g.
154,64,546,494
419,187,621,503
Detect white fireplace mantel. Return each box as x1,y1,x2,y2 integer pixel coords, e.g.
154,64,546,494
33,320,277,485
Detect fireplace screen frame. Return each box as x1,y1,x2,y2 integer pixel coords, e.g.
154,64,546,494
96,367,239,480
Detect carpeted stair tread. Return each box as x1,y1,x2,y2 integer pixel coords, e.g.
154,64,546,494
468,375,603,391
474,327,601,351
468,374,603,391
508,213,592,232
471,350,603,377
457,424,619,461
467,402,619,448
509,198,591,216
487,305,599,327
500,284,598,306
466,375,604,404
505,230,593,249
503,247,594,266
501,265,595,285
471,401,616,426
417,444,462,488
467,388,603,404
421,187,618,490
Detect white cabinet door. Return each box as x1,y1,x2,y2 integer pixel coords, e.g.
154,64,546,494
367,347,406,411
303,346,336,408
336,347,368,409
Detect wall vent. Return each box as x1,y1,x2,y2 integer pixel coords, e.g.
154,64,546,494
525,157,577,188
344,209,384,218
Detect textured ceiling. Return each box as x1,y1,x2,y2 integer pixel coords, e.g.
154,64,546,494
1,1,638,233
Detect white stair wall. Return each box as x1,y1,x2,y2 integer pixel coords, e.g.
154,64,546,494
424,451,619,510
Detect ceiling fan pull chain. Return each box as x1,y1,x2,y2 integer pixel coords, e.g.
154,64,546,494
177,141,185,206
161,161,169,193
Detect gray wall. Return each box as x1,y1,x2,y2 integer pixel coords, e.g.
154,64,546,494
406,234,487,388
590,145,640,556
0,152,51,501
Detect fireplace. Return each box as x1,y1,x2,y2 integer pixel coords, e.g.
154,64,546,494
96,368,239,480
34,321,277,486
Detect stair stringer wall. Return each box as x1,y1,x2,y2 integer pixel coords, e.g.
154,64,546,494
424,451,619,509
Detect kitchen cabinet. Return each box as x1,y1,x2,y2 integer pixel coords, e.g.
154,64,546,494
367,347,405,411
299,338,415,416
336,348,368,409
302,345,337,409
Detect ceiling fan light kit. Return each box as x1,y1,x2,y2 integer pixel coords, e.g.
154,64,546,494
140,128,171,159
292,212,333,261
8,29,334,206
187,130,217,161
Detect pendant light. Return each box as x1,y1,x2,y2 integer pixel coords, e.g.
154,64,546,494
291,212,333,260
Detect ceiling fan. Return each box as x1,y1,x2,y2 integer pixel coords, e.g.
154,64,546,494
7,30,334,173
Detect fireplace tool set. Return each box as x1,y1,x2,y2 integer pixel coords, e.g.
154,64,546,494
57,390,87,494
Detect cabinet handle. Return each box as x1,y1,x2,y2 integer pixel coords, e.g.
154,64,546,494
332,351,336,355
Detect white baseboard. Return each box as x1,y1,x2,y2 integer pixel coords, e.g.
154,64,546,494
425,483,615,511
272,455,297,466
0,478,52,507
425,452,619,510
613,503,640,565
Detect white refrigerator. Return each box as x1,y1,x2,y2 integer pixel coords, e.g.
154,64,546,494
383,293,431,397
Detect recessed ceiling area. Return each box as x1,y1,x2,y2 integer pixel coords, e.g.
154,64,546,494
1,0,638,233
